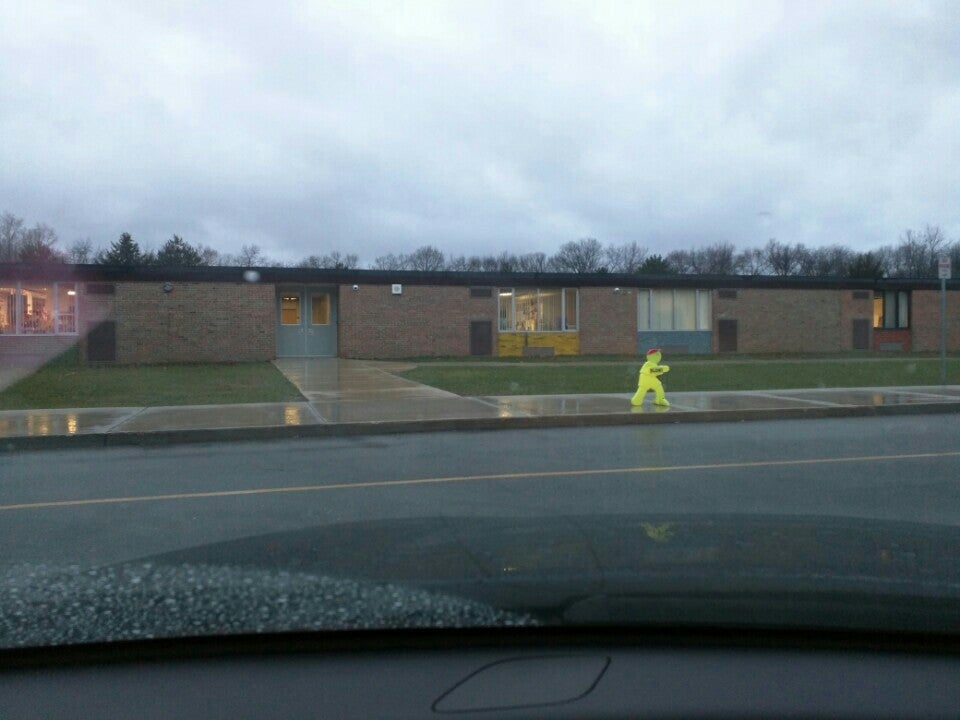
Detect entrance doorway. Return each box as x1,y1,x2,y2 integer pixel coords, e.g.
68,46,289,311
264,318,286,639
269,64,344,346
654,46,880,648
276,286,338,357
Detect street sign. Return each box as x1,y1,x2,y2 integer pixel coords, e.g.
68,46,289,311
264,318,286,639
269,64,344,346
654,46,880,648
939,256,951,280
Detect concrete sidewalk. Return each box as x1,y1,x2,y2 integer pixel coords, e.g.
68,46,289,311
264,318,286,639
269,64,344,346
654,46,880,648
2,357,960,450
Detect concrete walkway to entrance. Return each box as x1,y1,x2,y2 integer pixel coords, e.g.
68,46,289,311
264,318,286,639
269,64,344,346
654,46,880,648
272,358,506,423
1,356,960,446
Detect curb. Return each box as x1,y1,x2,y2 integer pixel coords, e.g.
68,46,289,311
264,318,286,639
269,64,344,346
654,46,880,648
3,401,960,453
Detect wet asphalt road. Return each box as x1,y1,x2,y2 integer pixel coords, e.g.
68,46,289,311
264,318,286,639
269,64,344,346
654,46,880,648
2,414,960,568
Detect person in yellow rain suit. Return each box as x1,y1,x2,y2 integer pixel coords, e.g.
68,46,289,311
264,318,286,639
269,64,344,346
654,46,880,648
631,348,670,407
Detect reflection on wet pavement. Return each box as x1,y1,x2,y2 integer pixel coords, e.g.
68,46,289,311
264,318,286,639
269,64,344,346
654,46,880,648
310,397,503,423
870,386,960,399
115,403,320,433
482,395,637,416
304,387,459,401
779,389,960,406
0,408,137,437
672,393,826,411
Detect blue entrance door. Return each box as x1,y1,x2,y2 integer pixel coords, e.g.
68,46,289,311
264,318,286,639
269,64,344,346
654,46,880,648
276,286,338,357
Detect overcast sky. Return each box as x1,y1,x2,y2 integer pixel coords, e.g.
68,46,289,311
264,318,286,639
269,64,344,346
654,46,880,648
2,1,959,264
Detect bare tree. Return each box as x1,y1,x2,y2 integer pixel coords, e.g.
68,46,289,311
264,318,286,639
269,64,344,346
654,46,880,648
67,238,95,263
763,239,806,276
297,255,323,268
446,255,466,271
549,238,605,273
887,225,949,277
950,243,960,274
803,244,853,277
453,255,489,272
696,242,739,274
329,251,359,269
490,251,517,272
198,245,221,266
479,255,500,272
18,223,64,263
847,251,887,279
665,249,696,273
604,241,647,273
237,244,265,266
517,252,549,273
0,212,25,262
372,253,407,270
735,247,767,275
297,251,359,269
403,245,445,271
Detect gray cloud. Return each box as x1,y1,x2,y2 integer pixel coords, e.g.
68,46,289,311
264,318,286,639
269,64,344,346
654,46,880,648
2,0,959,264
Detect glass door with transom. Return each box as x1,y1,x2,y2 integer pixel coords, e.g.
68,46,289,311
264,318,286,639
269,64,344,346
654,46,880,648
276,286,337,357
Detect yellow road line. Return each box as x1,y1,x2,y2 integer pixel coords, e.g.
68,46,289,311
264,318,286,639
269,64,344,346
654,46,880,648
2,450,959,513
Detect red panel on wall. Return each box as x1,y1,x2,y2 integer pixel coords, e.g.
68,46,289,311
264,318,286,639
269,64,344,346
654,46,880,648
872,328,912,352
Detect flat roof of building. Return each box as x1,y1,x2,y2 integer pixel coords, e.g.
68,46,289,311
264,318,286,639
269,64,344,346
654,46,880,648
1,262,957,291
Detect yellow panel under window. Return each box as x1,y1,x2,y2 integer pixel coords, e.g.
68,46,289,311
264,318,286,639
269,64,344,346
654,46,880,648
498,332,580,357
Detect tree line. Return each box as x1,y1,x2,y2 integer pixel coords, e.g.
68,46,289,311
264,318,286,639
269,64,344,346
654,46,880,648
2,210,958,279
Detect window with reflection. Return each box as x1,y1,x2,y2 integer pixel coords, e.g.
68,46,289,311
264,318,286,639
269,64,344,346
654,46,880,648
20,284,54,334
57,283,77,333
873,291,909,329
311,294,330,325
281,294,301,325
638,289,712,331
0,286,15,334
497,288,579,332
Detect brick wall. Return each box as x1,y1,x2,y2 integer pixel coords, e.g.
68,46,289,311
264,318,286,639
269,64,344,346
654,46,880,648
579,287,638,355
338,284,499,358
838,290,874,351
714,288,844,353
114,281,275,363
910,289,960,351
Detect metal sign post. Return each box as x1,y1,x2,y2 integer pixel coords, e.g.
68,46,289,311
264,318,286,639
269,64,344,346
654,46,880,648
939,256,951,385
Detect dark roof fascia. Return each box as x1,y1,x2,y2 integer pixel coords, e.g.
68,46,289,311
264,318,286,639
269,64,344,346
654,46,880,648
1,263,958,291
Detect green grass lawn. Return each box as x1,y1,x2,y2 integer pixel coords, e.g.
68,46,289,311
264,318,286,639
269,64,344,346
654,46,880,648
400,351,951,364
400,358,960,396
0,348,304,410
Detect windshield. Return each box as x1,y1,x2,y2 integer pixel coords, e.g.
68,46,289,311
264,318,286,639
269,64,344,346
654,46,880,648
2,1,960,650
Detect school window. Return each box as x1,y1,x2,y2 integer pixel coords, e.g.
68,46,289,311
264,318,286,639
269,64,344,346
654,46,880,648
498,288,578,331
637,289,711,331
0,282,78,335
311,293,330,325
873,291,909,329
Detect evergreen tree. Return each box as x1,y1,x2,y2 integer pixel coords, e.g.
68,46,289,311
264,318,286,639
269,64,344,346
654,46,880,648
155,235,205,266
98,232,149,266
638,254,674,274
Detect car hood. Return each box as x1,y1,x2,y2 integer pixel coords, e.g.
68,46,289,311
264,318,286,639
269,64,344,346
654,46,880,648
4,513,960,647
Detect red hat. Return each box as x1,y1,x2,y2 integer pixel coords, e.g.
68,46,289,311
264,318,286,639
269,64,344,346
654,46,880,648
646,348,661,356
